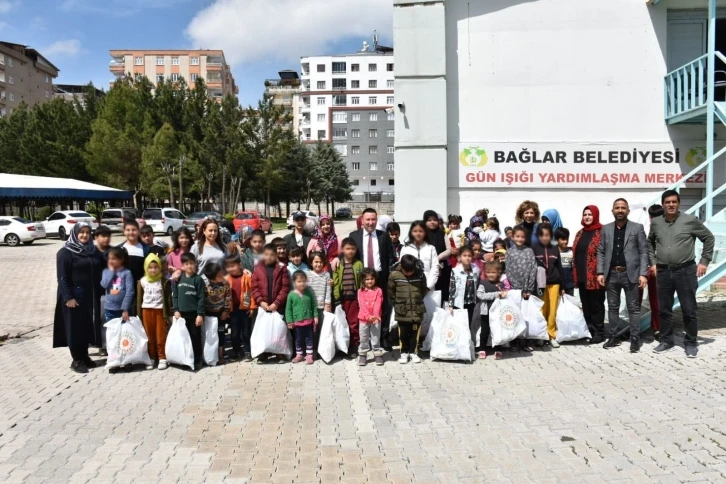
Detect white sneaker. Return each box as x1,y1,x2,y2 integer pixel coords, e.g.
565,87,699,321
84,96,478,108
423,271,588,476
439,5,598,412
158,360,168,370
145,363,155,370
550,339,560,348
410,354,422,364
398,353,409,364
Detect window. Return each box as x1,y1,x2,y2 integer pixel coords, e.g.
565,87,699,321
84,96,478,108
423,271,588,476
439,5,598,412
389,179,395,186
387,162,395,171
369,96,377,105
9,93,14,102
317,130,326,140
351,80,360,88
352,179,360,186
332,112,347,123
387,80,394,88
0,55,4,65
317,97,326,105
387,96,394,105
369,148,378,156
351,129,360,138
332,78,346,89
156,56,165,66
317,81,326,89
351,113,360,122
171,73,180,82
156,74,165,83
369,113,378,122
352,162,360,170
317,64,325,72
387,112,394,121
332,62,346,74
190,57,199,65
131,56,142,65
369,80,377,88
387,63,394,72
351,96,360,105
369,63,377,72
45,75,49,83
371,179,377,186
332,126,347,140
387,129,394,138
387,147,394,155
190,73,199,81
8,58,13,67
45,91,49,99
8,76,13,85
351,64,360,72
334,144,347,156
369,129,377,138
333,95,346,106
352,146,361,154
172,57,180,65
317,113,325,122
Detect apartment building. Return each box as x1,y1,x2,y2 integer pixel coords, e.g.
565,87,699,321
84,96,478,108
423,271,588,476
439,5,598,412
299,40,395,201
54,84,104,106
108,49,238,100
265,70,301,132
0,42,59,118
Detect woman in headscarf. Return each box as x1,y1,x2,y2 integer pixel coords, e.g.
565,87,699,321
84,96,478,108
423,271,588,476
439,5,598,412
307,215,342,269
376,214,393,232
53,222,104,373
464,215,485,243
541,209,563,234
515,200,541,247
572,205,605,343
423,210,452,301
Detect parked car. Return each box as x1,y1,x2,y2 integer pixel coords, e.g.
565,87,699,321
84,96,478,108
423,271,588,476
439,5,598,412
44,211,98,240
100,207,145,232
0,216,47,246
183,211,223,232
233,211,273,234
286,210,319,230
335,207,352,219
142,208,186,235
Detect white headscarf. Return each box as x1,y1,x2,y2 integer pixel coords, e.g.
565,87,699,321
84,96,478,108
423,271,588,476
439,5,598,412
376,215,393,232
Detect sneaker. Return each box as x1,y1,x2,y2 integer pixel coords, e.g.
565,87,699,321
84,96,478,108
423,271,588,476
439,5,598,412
410,354,422,364
292,354,304,363
549,339,560,349
243,352,253,362
158,360,169,370
478,350,487,359
375,355,384,366
358,355,367,366
685,345,698,358
70,361,88,374
98,348,108,357
306,354,314,365
229,352,241,361
398,353,409,364
494,351,503,360
603,337,620,349
277,355,288,364
653,342,675,354
629,337,641,354
145,362,155,370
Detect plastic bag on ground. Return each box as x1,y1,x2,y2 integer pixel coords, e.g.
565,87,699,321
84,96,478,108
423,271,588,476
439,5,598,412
556,294,592,343
201,316,219,366
521,296,549,340
488,290,526,346
105,316,153,369
429,308,475,361
318,311,337,363
333,305,351,353
165,317,195,370
250,310,293,358
420,291,442,336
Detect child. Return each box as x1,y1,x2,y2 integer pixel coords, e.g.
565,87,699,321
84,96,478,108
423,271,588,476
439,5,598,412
251,243,291,363
554,227,575,297
479,217,501,253
136,253,171,370
201,262,232,362
493,239,507,254
448,246,480,329
503,226,514,248
470,239,484,272
283,212,312,254
505,226,537,352
388,254,428,364
387,222,403,261
476,261,508,360
287,246,310,278
271,237,288,265
167,227,193,281
533,223,564,347
306,251,332,356
101,247,134,322
118,220,150,311
333,238,364,356
94,225,112,259
446,215,466,266
226,254,256,361
241,229,266,274
172,253,206,369
140,225,166,257
357,268,384,367
285,271,318,364
400,220,439,291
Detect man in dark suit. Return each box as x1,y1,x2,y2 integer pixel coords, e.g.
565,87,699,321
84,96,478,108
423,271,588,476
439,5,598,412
596,198,649,353
349,208,396,348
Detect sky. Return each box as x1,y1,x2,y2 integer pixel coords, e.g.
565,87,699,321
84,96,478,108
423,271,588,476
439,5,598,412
0,0,393,106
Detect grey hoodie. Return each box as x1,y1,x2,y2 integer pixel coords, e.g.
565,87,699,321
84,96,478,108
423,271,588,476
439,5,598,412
505,245,537,294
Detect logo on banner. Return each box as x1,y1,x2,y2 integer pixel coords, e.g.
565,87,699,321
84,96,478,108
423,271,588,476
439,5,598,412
459,147,488,167
686,147,707,167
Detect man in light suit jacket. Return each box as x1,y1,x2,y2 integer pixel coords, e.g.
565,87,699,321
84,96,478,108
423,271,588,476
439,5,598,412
596,198,649,353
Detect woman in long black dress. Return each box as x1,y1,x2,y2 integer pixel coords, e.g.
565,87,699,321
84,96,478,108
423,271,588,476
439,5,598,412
53,222,104,373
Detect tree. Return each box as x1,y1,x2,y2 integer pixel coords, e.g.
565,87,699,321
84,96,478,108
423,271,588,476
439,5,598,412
311,140,353,213
0,103,31,174
141,123,180,206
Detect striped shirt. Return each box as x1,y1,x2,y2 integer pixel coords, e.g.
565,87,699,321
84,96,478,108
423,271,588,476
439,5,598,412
306,270,332,308
341,262,357,300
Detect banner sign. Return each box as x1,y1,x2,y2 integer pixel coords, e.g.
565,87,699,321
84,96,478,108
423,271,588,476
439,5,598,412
457,143,713,188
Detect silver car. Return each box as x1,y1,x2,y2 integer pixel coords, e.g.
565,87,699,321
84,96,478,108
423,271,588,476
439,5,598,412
183,212,223,233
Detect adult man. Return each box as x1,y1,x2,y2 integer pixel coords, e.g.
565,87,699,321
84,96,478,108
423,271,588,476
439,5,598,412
349,208,396,347
596,198,648,353
283,212,312,255
648,190,715,358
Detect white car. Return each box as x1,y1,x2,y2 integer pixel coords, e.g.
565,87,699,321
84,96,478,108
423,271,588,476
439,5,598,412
0,216,47,246
142,208,186,235
44,211,98,240
286,210,319,230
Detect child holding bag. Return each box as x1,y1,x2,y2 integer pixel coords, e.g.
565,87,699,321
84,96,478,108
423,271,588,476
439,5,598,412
532,223,565,348
251,243,291,363
172,253,206,369
448,247,480,327
357,268,384,367
136,253,171,370
477,261,509,360
285,271,318,364
201,262,232,362
505,226,537,352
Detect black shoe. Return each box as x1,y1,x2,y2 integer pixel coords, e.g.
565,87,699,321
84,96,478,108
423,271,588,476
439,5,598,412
590,334,604,345
70,361,89,374
98,348,108,357
602,337,620,349
382,343,393,352
83,358,97,369
653,342,674,353
685,345,698,358
629,337,641,353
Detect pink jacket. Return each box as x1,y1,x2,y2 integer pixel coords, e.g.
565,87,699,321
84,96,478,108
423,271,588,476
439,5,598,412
357,287,383,324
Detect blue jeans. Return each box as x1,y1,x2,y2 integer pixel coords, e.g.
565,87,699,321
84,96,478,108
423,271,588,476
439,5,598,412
229,309,254,354
104,309,123,321
657,264,699,346
295,325,314,356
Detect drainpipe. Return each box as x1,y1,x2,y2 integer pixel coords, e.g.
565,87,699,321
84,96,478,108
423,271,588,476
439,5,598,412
706,0,716,219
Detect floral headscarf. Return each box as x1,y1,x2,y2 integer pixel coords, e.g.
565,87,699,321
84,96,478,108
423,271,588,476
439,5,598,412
464,215,484,242
233,224,252,245
64,221,96,255
313,215,338,259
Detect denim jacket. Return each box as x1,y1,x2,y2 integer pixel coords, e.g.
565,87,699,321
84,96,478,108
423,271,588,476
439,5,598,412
448,265,480,309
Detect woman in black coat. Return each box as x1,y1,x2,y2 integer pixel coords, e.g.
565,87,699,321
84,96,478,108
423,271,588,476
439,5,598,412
53,222,104,373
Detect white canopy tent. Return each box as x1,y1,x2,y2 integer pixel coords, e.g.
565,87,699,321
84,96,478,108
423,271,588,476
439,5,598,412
0,174,130,200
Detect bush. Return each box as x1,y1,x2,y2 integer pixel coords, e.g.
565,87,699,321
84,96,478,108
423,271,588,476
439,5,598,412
85,202,101,220
224,214,235,222
37,206,53,220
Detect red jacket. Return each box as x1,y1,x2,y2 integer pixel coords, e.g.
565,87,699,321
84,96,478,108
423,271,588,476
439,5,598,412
251,262,290,312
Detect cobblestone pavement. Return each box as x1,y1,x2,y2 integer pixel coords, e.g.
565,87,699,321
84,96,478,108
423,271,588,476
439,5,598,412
1,228,726,483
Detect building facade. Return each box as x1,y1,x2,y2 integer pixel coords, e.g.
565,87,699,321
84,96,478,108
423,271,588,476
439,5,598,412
108,49,238,100
0,42,59,118
299,46,395,201
53,84,104,106
393,0,726,231
265,70,302,132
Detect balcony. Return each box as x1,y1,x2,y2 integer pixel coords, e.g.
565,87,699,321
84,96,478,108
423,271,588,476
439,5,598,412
206,56,224,68
301,118,311,125
206,74,223,85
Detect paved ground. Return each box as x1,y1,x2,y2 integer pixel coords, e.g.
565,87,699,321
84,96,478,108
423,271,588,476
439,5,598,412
1,224,726,483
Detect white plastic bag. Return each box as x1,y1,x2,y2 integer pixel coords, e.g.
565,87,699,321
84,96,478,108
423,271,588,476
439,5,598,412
333,305,351,353
429,309,475,362
165,317,195,370
389,310,397,332
556,294,592,343
488,290,526,346
521,296,549,341
420,290,442,336
318,311,337,363
105,316,152,369
201,316,219,366
250,310,293,358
